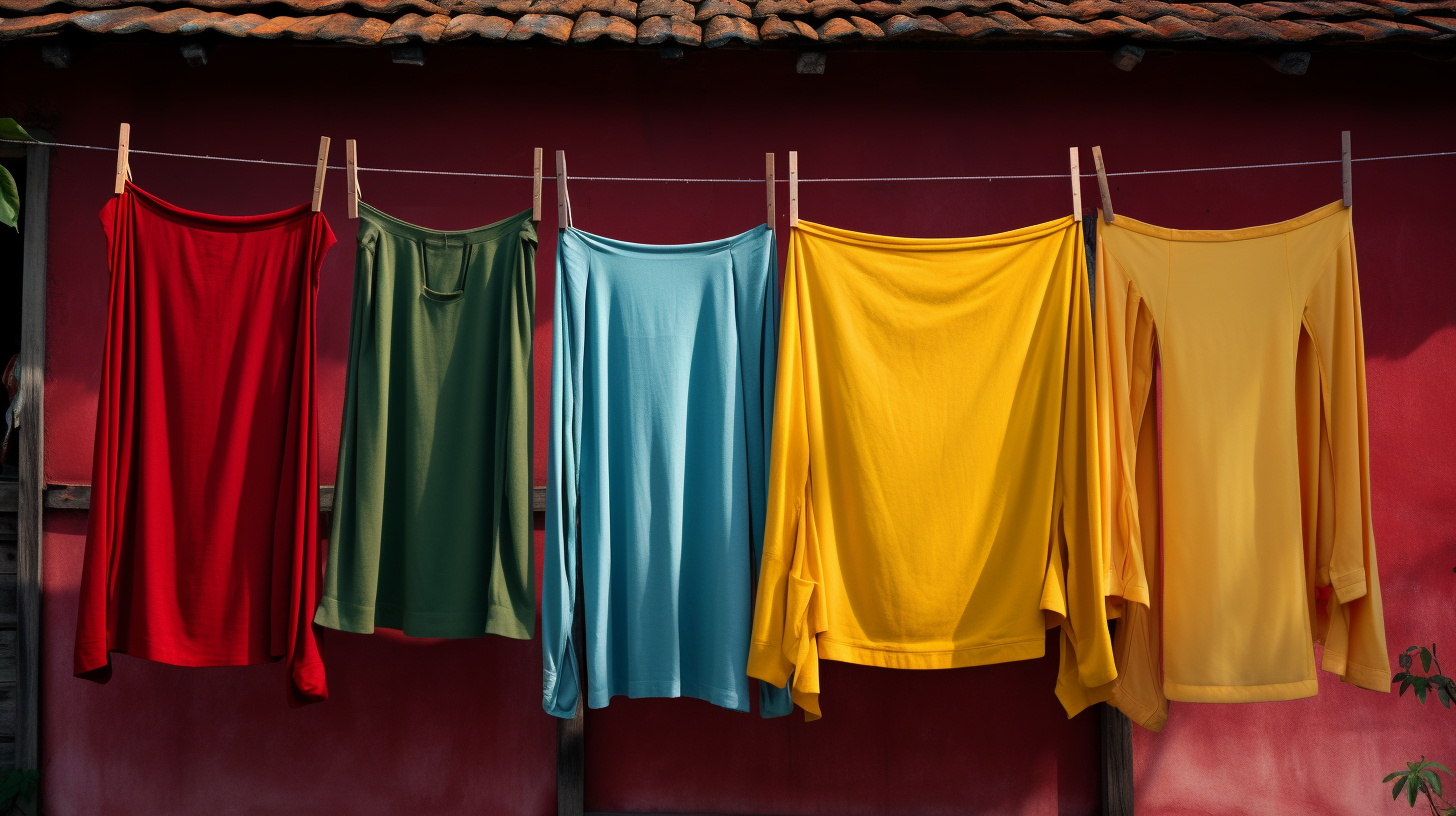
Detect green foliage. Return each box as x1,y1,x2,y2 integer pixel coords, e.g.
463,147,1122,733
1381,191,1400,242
1385,758,1456,815
0,768,38,815
0,118,35,231
1395,645,1456,709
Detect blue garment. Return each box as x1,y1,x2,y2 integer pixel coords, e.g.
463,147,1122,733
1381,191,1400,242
544,225,791,718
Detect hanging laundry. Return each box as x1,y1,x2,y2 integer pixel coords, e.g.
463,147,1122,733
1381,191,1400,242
748,218,1115,721
314,203,536,641
1089,202,1388,731
544,226,791,718
75,183,333,706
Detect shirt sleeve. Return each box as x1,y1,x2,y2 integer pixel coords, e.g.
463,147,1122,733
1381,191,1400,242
543,235,587,719
747,230,827,721
1300,227,1389,692
1047,221,1117,716
1067,219,1166,730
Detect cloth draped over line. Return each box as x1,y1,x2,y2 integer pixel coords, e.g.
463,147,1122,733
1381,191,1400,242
544,225,791,719
314,203,536,640
1079,202,1389,731
747,217,1115,721
75,183,333,706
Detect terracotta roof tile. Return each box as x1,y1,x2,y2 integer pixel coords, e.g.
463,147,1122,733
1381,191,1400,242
569,8,634,37
694,0,750,20
635,10,699,39
753,0,810,16
506,10,572,38
758,11,816,35
636,0,690,16
440,11,512,36
702,10,756,41
1,0,1453,49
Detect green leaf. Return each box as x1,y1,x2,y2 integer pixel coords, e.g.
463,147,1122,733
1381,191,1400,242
1395,672,1409,683
1431,762,1454,776
1440,685,1451,709
1412,775,1421,807
0,119,33,144
1423,649,1433,672
1394,776,1408,800
1423,769,1444,797
1388,772,1406,782
1417,682,1429,704
0,165,17,231
1401,678,1413,696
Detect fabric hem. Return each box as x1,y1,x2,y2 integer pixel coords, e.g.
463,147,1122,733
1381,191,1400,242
817,636,1044,669
1164,676,1318,703
587,680,749,713
1101,201,1347,243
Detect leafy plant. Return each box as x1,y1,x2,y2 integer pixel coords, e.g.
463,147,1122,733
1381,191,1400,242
1384,757,1456,815
1395,644,1456,708
0,768,38,815
0,118,36,230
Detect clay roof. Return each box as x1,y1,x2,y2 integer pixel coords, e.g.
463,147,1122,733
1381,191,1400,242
1,0,1453,49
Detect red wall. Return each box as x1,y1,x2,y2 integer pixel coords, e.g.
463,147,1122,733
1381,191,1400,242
4,40,1455,816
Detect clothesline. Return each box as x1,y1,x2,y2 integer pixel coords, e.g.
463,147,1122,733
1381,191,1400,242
3,137,1455,182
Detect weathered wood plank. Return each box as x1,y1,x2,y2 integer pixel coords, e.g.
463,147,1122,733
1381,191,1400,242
44,483,550,513
17,142,48,773
1101,702,1134,816
0,517,13,541
0,540,14,574
0,484,14,513
0,632,18,685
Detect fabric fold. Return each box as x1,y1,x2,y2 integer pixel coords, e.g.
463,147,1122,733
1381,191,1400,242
749,217,1113,720
76,183,333,707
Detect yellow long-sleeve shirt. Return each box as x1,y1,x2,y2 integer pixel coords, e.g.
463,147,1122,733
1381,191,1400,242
1090,203,1389,730
747,217,1116,720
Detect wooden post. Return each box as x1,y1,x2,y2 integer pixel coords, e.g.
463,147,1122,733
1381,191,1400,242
345,139,359,220
17,140,50,775
532,148,543,223
1070,147,1083,222
765,153,776,229
311,136,330,213
113,123,130,194
1101,703,1134,816
555,150,571,229
788,151,798,228
556,564,587,816
1092,146,1114,223
1341,131,1352,207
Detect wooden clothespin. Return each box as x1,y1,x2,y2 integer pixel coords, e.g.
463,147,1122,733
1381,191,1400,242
346,139,360,219
312,136,331,213
1092,146,1114,223
556,150,572,229
788,151,799,229
765,153,776,229
532,148,543,223
1341,131,1352,207
1069,147,1083,222
114,122,131,194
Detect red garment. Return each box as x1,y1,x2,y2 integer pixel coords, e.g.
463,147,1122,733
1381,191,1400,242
75,183,334,706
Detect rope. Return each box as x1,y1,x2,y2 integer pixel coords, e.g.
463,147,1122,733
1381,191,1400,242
3,137,1454,183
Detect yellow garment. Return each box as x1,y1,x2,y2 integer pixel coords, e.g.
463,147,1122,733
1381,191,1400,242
747,218,1116,720
1092,202,1389,731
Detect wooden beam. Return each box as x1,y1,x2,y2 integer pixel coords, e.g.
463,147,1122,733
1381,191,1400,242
1101,703,1134,816
17,141,49,774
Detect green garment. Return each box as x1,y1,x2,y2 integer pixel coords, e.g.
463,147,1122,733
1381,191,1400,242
315,202,536,639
